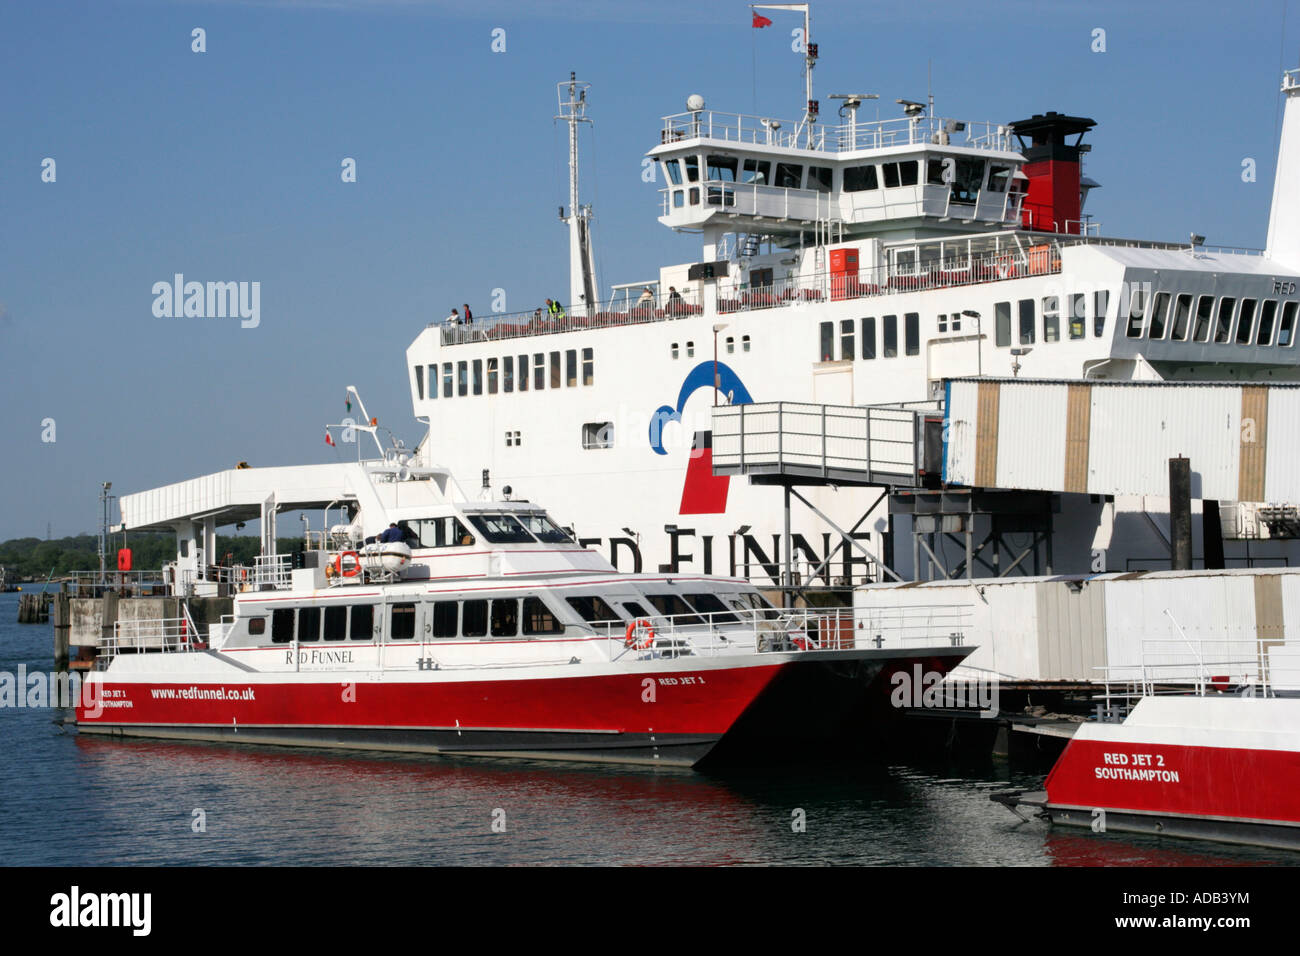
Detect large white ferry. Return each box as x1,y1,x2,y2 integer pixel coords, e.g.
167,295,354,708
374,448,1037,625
405,10,1300,585
80,430,971,766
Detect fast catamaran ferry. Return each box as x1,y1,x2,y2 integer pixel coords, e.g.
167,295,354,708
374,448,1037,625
405,6,1300,586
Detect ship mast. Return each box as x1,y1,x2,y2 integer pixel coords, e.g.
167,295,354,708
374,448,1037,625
753,3,816,147
557,73,597,317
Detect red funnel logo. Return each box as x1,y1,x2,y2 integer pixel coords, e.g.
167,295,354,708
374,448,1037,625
680,431,729,515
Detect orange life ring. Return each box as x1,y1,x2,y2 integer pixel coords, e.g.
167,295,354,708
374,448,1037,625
624,618,655,650
334,551,361,578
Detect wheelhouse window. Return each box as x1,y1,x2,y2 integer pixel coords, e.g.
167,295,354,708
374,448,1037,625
645,593,704,625
684,156,699,182
1280,302,1298,346
807,165,832,192
882,161,919,187
1214,297,1236,344
514,513,574,543
949,158,986,203
844,165,879,191
1171,294,1193,341
467,513,534,544
523,597,565,636
684,592,740,625
1125,287,1148,338
388,603,415,640
1192,295,1215,343
995,301,1011,347
741,158,770,184
1148,292,1171,340
987,165,1010,193
706,155,738,181
399,516,475,549
664,159,682,185
566,595,623,626
1257,300,1279,345
774,162,803,188
1235,299,1258,344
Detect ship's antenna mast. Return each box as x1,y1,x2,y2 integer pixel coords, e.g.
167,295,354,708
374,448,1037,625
557,73,597,318
753,4,816,147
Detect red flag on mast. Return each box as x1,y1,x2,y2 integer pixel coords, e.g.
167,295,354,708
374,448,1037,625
752,12,772,27
325,430,335,447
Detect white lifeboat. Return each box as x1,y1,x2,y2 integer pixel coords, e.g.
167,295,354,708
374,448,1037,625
360,541,412,575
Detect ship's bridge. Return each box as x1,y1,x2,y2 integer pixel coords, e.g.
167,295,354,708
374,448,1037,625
648,107,1029,240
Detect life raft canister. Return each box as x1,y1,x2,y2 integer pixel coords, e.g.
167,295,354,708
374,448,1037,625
624,618,655,650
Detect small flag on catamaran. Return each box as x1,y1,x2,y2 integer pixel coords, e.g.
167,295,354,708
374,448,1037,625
752,12,772,27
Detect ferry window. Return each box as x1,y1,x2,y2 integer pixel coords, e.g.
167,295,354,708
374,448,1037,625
1069,294,1086,339
490,599,519,638
582,422,614,449
819,321,834,361
523,597,565,636
1125,288,1147,338
664,159,682,185
926,159,948,185
987,165,1010,193
515,513,573,543
742,335,751,352
582,347,594,385
388,604,415,640
566,349,578,387
1149,292,1171,340
298,606,321,642
487,357,499,394
646,594,704,625
427,365,437,400
938,313,948,333
1257,300,1278,345
807,166,832,192
323,606,346,642
503,355,514,393
673,190,685,208
467,513,534,544
688,188,699,206
684,592,740,625
1235,299,1258,344
1192,295,1215,343
432,602,458,639
1171,294,1193,341
671,343,679,359
518,354,529,391
684,155,699,182
905,313,920,355
1094,290,1109,337
741,158,770,184
844,165,879,192
1018,299,1036,344
248,617,266,636
623,601,650,619
567,595,622,624
443,362,453,398
350,605,374,641
725,336,735,354
841,319,855,361
472,359,483,395
706,155,738,181
1280,302,1298,346
883,315,898,357
899,161,919,186
272,608,294,644
1214,297,1237,344
414,366,424,400
775,163,803,188
457,360,468,397
1043,296,1060,342
550,351,561,388
950,158,985,203
403,516,475,549
687,341,695,358
995,301,1012,347
462,600,488,638
883,162,901,188
862,317,876,359
534,352,546,390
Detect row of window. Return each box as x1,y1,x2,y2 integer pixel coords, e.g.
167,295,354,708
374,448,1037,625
819,315,920,360
993,292,1110,347
1123,291,1298,347
415,348,594,400
671,335,751,359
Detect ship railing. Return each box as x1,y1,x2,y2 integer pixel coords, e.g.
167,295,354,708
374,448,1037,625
231,554,293,592
1094,637,1279,717
605,604,971,661
436,288,703,346
97,616,204,670
59,570,172,598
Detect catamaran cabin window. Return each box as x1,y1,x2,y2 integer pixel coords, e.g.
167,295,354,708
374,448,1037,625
582,348,594,385
883,315,898,358
462,601,488,638
1069,294,1086,339
1171,294,1193,341
1018,299,1035,344
1214,298,1237,344
487,357,499,394
741,158,770,184
995,301,1011,347
1257,300,1279,345
684,592,740,625
1043,296,1060,342
623,600,650,619
388,604,415,640
350,604,374,641
1149,292,1171,340
844,165,879,192
523,597,565,635
774,162,803,188
566,595,623,625
503,355,514,392
1235,299,1258,344
271,608,294,644
516,512,574,543
457,361,468,397
819,322,834,361
807,166,832,192
323,606,346,642
248,617,266,636
518,354,529,391
1192,295,1215,343
707,155,738,181
566,349,577,387
534,352,545,390
1280,302,1299,346
432,602,457,638
841,319,855,360
862,317,877,359
443,362,453,398
582,422,614,449
1094,291,1109,337
646,594,704,626
550,351,561,389
467,513,534,544
490,599,519,638
664,159,682,185
905,313,920,356
684,156,699,182
298,606,321,642
414,366,424,400
399,516,475,549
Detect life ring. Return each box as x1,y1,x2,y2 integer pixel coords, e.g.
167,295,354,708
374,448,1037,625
624,618,655,650
334,551,361,578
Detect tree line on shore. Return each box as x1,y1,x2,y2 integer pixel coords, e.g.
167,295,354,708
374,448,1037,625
0,534,305,580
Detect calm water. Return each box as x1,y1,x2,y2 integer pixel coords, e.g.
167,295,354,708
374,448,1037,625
0,593,1284,866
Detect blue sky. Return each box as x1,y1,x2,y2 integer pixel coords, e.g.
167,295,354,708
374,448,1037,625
1,0,1296,540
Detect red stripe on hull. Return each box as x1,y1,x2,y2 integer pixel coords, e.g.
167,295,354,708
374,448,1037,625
1046,737,1300,825
77,664,786,736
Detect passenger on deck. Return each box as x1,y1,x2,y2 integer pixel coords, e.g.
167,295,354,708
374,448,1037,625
667,286,684,315
636,287,655,307
549,297,566,319
463,303,473,324
446,308,461,325
378,523,404,544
